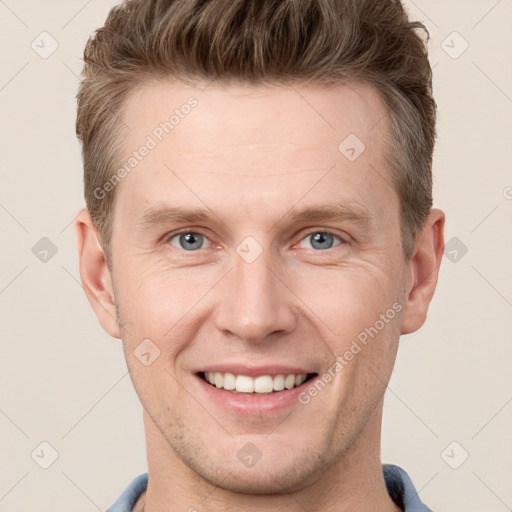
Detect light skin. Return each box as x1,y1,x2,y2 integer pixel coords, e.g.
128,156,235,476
76,80,444,511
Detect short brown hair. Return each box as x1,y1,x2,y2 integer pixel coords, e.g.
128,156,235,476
76,0,436,262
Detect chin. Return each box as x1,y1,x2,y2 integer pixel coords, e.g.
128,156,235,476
185,446,327,496
209,468,310,495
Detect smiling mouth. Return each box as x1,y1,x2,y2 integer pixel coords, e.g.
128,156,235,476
198,371,317,394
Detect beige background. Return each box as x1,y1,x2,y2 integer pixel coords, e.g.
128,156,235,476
1,1,511,510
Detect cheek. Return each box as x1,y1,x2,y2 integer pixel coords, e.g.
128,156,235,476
113,261,223,380
115,260,215,329
292,263,404,397
293,263,402,340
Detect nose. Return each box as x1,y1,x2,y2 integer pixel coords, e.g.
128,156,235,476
213,248,297,344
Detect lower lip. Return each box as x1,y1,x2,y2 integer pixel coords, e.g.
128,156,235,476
194,374,316,415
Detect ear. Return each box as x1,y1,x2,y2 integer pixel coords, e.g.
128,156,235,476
75,209,120,339
401,209,445,335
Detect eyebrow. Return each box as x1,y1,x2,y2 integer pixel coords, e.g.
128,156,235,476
279,203,372,227
136,206,218,231
136,203,372,232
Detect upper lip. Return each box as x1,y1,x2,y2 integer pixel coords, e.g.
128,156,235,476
196,364,317,377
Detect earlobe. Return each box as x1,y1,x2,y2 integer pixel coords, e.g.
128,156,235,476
400,209,445,335
75,210,120,339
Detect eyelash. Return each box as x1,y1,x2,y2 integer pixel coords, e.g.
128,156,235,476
163,228,347,252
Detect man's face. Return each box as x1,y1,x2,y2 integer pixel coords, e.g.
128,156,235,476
109,81,409,492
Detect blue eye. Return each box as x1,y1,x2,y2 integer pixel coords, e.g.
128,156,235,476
299,232,342,251
167,230,342,252
169,232,210,251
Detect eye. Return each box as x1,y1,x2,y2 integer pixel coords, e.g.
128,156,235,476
298,231,343,251
168,232,211,251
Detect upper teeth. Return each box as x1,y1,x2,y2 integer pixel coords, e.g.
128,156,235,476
204,372,308,393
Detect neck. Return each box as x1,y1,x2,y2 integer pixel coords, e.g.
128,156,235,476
138,405,400,512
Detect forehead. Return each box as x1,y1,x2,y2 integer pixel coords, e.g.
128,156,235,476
121,79,388,170
115,79,396,227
